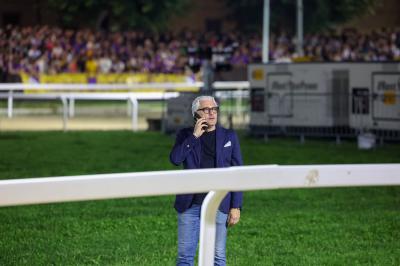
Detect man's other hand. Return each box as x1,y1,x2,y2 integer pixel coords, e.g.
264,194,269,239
227,208,240,227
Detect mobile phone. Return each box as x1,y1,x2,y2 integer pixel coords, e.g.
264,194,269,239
194,113,209,130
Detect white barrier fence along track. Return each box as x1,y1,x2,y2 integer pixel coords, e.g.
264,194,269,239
1,164,399,266
0,81,250,131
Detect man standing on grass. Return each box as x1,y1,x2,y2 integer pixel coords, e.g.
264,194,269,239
170,95,243,266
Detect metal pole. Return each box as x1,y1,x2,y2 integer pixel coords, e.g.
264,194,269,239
161,91,166,133
198,190,228,266
202,60,214,94
297,0,304,56
236,88,242,117
262,0,270,63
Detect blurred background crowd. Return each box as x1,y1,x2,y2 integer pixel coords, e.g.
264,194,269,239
1,25,400,78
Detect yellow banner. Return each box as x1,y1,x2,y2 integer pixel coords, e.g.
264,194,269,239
20,73,199,93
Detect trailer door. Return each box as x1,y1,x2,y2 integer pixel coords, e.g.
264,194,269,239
266,72,293,117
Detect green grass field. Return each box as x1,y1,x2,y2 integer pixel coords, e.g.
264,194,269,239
0,131,399,265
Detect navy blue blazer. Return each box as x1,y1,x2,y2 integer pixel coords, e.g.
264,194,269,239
170,125,243,214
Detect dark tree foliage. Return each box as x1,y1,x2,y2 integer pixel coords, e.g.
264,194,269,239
225,0,379,33
46,0,191,32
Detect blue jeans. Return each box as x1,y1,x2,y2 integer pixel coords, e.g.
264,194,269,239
176,204,228,266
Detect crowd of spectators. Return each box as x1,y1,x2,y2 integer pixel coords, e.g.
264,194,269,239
0,25,400,81
271,28,400,63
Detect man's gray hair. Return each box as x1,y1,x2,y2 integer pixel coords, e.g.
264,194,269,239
191,95,218,116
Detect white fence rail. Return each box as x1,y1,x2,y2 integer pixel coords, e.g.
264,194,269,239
0,91,179,131
0,82,203,91
0,81,250,131
1,164,399,265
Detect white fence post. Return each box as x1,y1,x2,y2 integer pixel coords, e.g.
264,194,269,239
69,97,75,118
199,190,228,266
61,95,68,131
127,99,132,116
129,95,138,131
7,90,13,118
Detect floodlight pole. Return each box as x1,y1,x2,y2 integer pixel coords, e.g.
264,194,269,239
296,0,304,56
262,0,270,63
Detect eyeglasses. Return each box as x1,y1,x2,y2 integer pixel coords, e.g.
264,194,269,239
197,106,219,114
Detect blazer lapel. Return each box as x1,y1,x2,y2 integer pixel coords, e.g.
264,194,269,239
215,126,225,167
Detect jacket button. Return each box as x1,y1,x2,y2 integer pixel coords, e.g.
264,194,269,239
187,145,190,148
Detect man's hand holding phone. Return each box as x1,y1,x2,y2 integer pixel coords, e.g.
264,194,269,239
193,113,208,138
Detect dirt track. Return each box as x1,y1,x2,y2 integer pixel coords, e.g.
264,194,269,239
0,115,150,131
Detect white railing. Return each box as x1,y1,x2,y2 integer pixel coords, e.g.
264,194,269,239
1,163,399,265
0,91,179,131
0,82,197,131
0,82,203,91
0,81,250,130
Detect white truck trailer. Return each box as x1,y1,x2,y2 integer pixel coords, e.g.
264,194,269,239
248,62,400,140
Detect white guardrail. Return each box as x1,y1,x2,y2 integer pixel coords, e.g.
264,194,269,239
0,81,250,131
1,164,400,265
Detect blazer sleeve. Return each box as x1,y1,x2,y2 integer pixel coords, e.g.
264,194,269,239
230,131,243,209
170,129,200,166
